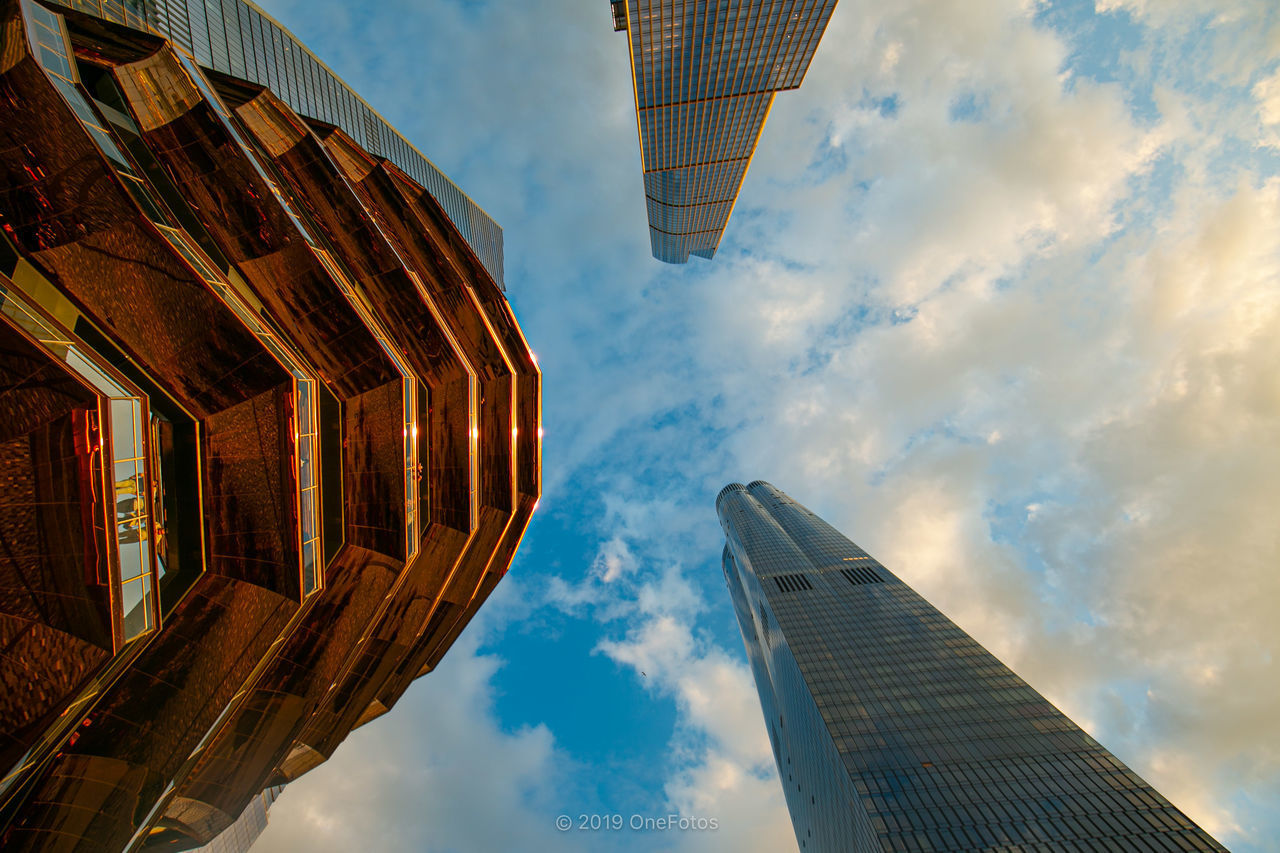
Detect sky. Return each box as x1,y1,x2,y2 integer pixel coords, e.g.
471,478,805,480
251,1,1280,851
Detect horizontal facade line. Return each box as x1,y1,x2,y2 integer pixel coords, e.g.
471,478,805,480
644,194,737,208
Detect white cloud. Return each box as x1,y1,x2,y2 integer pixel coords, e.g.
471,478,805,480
1256,67,1280,126
596,609,798,853
669,1,1279,845
672,0,1275,839
598,615,769,770
593,536,637,583
662,753,797,853
256,582,588,853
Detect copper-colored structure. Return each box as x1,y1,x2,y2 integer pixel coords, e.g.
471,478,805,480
614,0,838,263
0,1,541,849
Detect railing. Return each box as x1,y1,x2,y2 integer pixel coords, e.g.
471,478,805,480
0,284,157,640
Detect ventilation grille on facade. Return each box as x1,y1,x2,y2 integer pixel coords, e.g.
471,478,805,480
841,566,882,586
773,573,812,592
716,482,747,505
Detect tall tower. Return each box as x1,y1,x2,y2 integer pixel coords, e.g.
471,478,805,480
717,481,1226,853
613,0,838,263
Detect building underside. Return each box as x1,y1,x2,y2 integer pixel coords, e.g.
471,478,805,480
0,1,540,849
615,0,838,263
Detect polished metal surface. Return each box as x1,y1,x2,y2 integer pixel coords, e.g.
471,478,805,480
51,0,506,288
0,1,540,847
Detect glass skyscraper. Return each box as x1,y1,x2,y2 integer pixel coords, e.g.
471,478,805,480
613,0,838,263
717,480,1226,852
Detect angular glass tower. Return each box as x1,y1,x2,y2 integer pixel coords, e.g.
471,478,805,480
613,0,838,263
717,481,1227,853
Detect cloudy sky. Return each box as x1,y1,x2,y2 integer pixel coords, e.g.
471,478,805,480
252,1,1279,851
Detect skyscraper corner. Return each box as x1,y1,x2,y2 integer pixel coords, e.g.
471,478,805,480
613,1,839,264
718,480,1226,852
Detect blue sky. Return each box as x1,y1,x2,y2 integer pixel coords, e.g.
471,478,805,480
253,1,1280,851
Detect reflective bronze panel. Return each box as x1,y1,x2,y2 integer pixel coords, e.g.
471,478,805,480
422,378,472,541
373,172,542,679
202,388,298,594
55,0,507,286
277,152,523,756
3,575,295,851
2,753,150,851
0,313,109,646
0,310,113,776
381,164,542,537
159,543,399,842
284,520,469,766
0,47,288,418
341,381,405,558
415,565,506,679
405,485,536,687
0,618,110,783
110,43,411,571
113,49,397,401
380,167,511,385
233,91,475,540
318,128,485,537
0,0,541,846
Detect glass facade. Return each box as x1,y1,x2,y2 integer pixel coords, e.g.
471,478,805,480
53,0,505,288
718,481,1228,853
616,0,838,263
